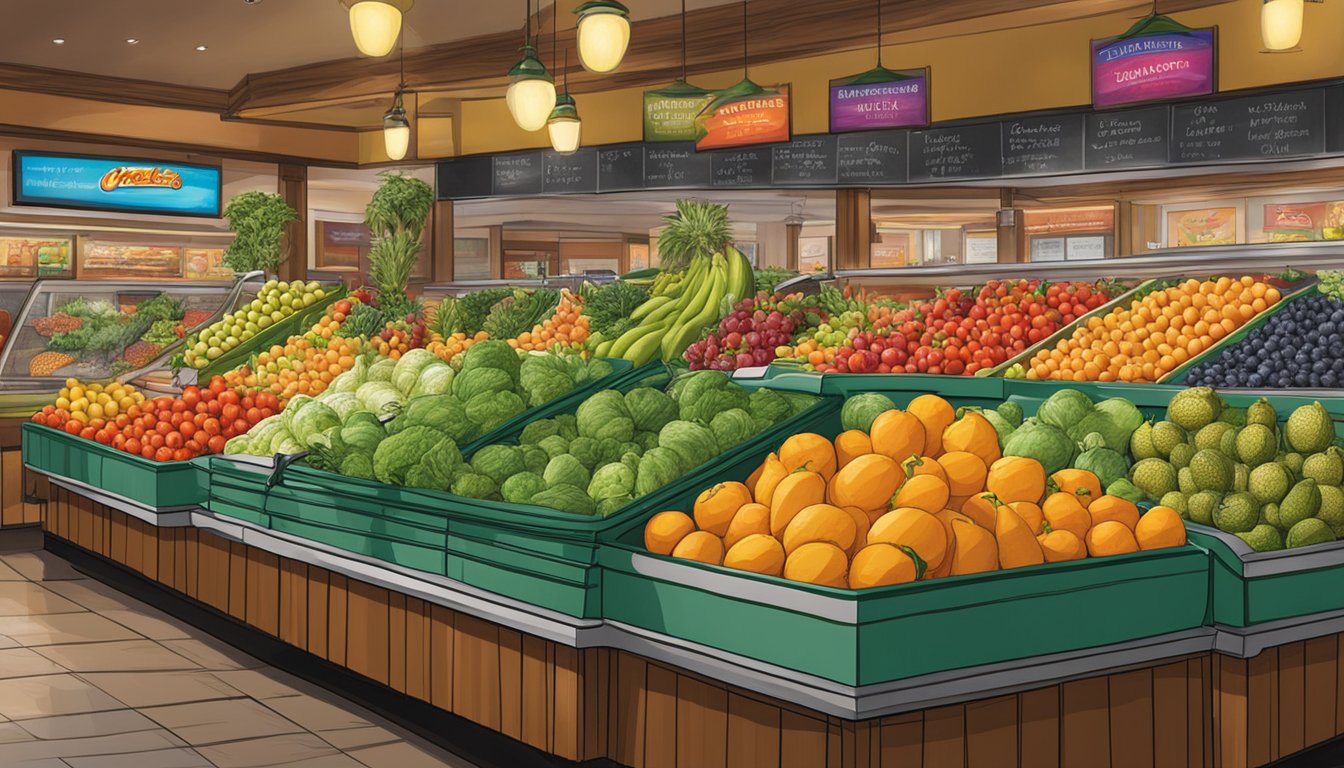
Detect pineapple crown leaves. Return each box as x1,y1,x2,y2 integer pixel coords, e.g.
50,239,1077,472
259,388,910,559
658,199,733,273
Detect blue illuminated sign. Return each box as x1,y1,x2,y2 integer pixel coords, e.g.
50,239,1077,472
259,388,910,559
13,151,222,217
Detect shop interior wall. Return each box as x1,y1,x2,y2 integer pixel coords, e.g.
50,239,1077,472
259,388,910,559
456,2,1344,156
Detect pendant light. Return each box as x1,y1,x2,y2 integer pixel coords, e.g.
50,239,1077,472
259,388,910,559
506,0,556,132
341,0,412,58
383,23,410,161
574,0,630,73
545,16,581,155
1261,0,1306,51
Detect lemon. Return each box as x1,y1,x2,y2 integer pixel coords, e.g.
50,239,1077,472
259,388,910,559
68,386,84,401
102,402,118,418
64,377,77,388
87,403,103,419
54,397,70,410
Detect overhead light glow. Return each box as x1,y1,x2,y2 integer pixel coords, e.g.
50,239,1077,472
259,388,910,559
547,93,582,154
342,0,412,58
195,44,208,51
1261,0,1305,51
51,38,65,45
383,90,411,160
506,45,556,132
126,38,139,44
575,0,630,73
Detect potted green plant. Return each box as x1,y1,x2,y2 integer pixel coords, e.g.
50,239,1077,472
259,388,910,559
365,172,434,320
222,191,299,275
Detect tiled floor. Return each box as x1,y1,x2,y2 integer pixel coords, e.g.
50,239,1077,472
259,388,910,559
0,530,476,768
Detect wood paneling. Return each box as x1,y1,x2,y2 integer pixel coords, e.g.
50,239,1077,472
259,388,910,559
37,484,1344,768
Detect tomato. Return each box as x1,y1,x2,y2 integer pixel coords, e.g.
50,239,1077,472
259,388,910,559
221,403,241,423
148,433,166,449
179,421,197,439
195,401,210,414
232,418,250,435
334,299,353,315
141,445,156,459
155,421,173,436
259,407,275,419
131,425,145,439
199,388,217,403
173,448,192,462
218,390,240,407
202,418,221,436
206,400,222,416
182,388,201,409
46,414,62,428
207,435,227,454
245,407,263,424
61,420,81,435
209,378,227,395
171,400,188,413
154,447,174,462
165,432,184,450
241,395,255,411
112,434,127,450
185,439,202,453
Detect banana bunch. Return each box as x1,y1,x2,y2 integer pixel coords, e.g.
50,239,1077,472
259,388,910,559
594,247,754,366
650,270,684,298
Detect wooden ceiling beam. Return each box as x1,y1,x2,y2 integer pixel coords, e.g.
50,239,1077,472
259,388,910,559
225,0,1236,115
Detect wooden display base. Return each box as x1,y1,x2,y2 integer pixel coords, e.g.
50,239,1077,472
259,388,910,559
26,481,1344,768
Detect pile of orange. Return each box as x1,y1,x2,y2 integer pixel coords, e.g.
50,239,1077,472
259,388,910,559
1024,276,1281,383
426,331,488,364
508,290,589,352
643,394,1189,590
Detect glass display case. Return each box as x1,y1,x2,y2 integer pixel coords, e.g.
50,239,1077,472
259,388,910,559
0,275,258,414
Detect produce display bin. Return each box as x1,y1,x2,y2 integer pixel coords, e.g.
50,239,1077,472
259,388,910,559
199,455,273,527
1187,523,1344,627
1161,280,1319,385
744,366,1006,406
600,538,1209,687
985,279,1157,378
21,422,205,511
191,284,347,381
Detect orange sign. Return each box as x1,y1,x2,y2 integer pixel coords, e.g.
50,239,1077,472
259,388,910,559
1024,208,1116,236
695,82,791,151
99,166,184,192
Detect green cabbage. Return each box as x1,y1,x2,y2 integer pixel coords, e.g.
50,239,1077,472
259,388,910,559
460,340,521,385
471,444,525,486
373,426,447,486
356,381,405,417
998,401,1024,427
538,435,570,459
329,355,369,394
543,454,590,489
388,395,479,444
530,484,596,515
392,349,441,395
589,462,636,500
596,495,633,517
658,420,718,469
519,354,582,407
452,367,514,402
320,392,363,421
340,452,375,480
1036,389,1094,431
519,419,560,445
1003,420,1076,475
750,388,795,429
367,356,396,383
1076,446,1129,487
451,472,499,500
841,393,897,433
672,370,731,403
710,409,757,450
568,436,601,470
410,362,455,398
577,390,634,442
464,391,527,432
624,387,678,433
289,402,341,444
677,384,750,425
501,472,548,504
555,414,579,440
635,447,683,497
341,412,386,454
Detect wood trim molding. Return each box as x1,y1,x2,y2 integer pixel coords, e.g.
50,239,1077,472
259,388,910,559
0,62,228,112
224,0,1236,114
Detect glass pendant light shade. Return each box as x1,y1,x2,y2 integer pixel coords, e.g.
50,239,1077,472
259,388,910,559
1261,0,1305,51
383,91,411,160
575,0,630,73
506,46,557,132
547,94,582,154
342,0,412,57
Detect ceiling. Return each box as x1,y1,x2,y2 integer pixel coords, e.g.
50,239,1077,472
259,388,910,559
0,0,737,89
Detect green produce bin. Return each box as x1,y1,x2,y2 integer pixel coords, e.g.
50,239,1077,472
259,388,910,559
21,422,205,511
1161,280,1319,385
599,542,1210,687
199,455,273,527
747,366,1006,405
1187,523,1344,627
192,284,347,380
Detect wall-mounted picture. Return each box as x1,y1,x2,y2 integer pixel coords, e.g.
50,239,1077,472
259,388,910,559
798,236,831,273
1168,207,1237,247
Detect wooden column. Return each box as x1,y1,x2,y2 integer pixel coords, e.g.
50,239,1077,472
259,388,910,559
996,189,1026,264
431,200,455,283
487,225,504,279
785,222,802,272
834,189,871,270
278,164,308,283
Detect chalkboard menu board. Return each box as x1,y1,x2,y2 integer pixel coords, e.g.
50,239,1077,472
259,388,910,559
543,149,598,194
836,131,908,184
1172,90,1325,163
644,143,712,188
1002,114,1083,176
1085,106,1169,170
492,155,543,196
436,154,492,199
910,123,1002,181
436,82,1344,199
711,148,771,187
772,136,838,185
598,144,643,192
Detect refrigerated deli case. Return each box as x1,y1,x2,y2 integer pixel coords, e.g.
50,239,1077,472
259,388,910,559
0,274,259,416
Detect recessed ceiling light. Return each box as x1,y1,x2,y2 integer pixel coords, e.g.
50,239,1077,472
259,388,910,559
126,38,139,44
51,38,65,45
195,44,208,51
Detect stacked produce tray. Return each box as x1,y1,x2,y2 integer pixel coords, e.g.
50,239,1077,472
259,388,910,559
1187,524,1344,627
598,396,1210,686
190,284,347,381
21,422,205,511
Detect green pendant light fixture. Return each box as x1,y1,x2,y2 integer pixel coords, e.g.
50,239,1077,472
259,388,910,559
506,0,556,132
574,0,630,73
341,0,413,57
382,20,411,161
1261,0,1325,52
545,14,581,154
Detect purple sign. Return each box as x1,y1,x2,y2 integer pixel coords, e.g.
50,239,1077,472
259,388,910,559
1092,28,1216,108
829,68,929,133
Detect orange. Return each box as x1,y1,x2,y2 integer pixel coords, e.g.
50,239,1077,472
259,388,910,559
960,491,1000,530
870,410,926,464
848,544,919,589
723,503,770,550
693,482,753,537
1086,520,1139,558
784,542,849,588
1042,492,1091,540
723,534,786,577
1038,529,1086,562
671,531,725,565
906,394,955,456
986,456,1046,503
995,506,1045,569
937,451,988,497
1135,506,1187,550
892,474,951,514
644,511,695,556
868,507,948,571
1088,495,1140,531
834,430,874,469
1007,500,1045,535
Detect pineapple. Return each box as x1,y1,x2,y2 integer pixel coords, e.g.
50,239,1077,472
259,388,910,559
656,199,732,272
